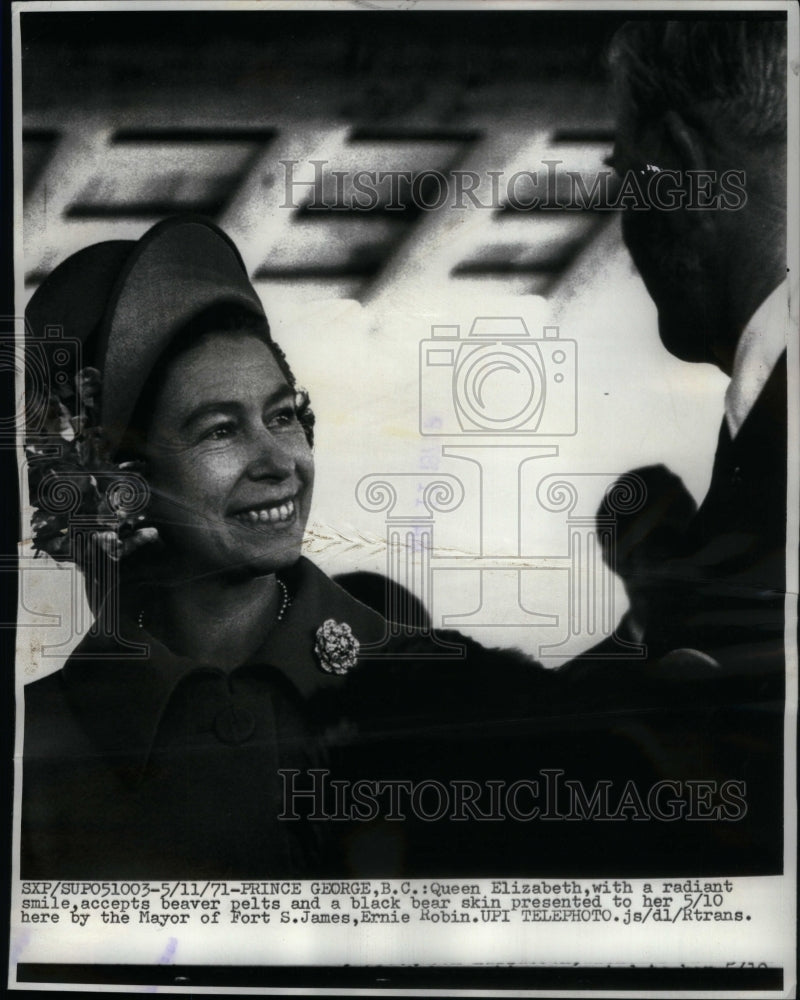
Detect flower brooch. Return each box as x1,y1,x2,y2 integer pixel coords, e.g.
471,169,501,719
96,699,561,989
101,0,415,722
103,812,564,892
314,619,360,675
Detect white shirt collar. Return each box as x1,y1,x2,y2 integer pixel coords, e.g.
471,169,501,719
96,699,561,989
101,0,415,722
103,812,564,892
724,278,792,438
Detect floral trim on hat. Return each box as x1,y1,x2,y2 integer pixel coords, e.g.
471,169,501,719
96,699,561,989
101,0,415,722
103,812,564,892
26,367,158,564
314,619,360,675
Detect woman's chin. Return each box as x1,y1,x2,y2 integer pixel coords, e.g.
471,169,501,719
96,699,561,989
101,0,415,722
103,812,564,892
158,517,306,581
242,550,302,578
229,531,306,578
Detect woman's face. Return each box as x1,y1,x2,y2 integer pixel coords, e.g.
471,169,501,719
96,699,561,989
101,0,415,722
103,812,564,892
144,331,314,579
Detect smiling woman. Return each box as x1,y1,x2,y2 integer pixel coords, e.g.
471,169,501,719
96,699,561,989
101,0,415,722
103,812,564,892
146,330,313,576
136,322,316,669
19,216,414,878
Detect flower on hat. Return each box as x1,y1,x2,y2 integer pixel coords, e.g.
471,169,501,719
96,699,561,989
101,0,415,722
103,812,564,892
26,366,160,565
314,619,360,675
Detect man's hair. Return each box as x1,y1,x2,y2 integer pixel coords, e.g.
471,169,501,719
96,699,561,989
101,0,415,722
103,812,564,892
609,20,787,145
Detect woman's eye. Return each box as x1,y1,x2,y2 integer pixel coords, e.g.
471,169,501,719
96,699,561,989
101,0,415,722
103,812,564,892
203,422,236,442
266,406,297,430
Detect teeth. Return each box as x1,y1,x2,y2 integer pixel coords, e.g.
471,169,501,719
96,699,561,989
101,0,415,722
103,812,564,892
238,498,296,524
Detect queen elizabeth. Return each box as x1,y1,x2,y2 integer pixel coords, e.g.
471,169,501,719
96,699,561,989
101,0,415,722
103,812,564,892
21,216,408,878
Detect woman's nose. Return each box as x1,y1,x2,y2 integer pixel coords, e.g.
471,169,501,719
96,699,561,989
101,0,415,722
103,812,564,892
245,427,295,480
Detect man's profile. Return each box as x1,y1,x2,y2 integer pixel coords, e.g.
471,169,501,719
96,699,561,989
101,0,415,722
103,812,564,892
598,19,791,669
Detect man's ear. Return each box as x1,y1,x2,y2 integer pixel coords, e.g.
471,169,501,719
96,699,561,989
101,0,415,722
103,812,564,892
662,110,707,173
662,110,718,237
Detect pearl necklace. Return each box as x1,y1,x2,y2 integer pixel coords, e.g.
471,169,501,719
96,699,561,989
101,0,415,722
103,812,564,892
274,577,291,622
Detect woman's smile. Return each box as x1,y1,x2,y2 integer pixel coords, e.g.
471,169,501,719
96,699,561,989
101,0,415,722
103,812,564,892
232,496,297,526
145,331,314,577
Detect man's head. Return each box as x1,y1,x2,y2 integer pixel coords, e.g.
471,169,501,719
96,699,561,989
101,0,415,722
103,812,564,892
609,20,787,372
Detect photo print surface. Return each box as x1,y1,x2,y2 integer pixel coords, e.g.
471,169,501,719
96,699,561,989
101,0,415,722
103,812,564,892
7,2,798,995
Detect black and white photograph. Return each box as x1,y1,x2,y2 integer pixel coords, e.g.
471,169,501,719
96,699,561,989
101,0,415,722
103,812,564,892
5,0,798,994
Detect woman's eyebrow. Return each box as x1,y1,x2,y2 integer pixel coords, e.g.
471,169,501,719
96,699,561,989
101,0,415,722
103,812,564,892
179,401,239,433
263,386,295,409
179,387,294,432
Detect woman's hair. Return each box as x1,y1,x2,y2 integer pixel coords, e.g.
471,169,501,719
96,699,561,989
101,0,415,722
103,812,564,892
122,302,315,458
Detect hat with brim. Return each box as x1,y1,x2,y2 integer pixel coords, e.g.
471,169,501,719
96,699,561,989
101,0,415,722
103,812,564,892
26,215,266,454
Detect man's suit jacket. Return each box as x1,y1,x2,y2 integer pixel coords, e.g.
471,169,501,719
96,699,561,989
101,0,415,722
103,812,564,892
645,350,787,673
547,354,788,877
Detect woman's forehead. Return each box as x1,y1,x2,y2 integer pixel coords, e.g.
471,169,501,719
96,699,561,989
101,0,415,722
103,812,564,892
156,332,290,414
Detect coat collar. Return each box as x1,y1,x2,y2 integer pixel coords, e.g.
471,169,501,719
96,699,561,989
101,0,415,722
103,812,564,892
717,349,786,460
62,557,388,781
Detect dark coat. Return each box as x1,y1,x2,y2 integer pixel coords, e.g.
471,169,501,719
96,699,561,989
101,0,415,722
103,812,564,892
536,357,788,877
639,352,788,674
336,631,782,878
22,557,783,880
22,558,391,879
